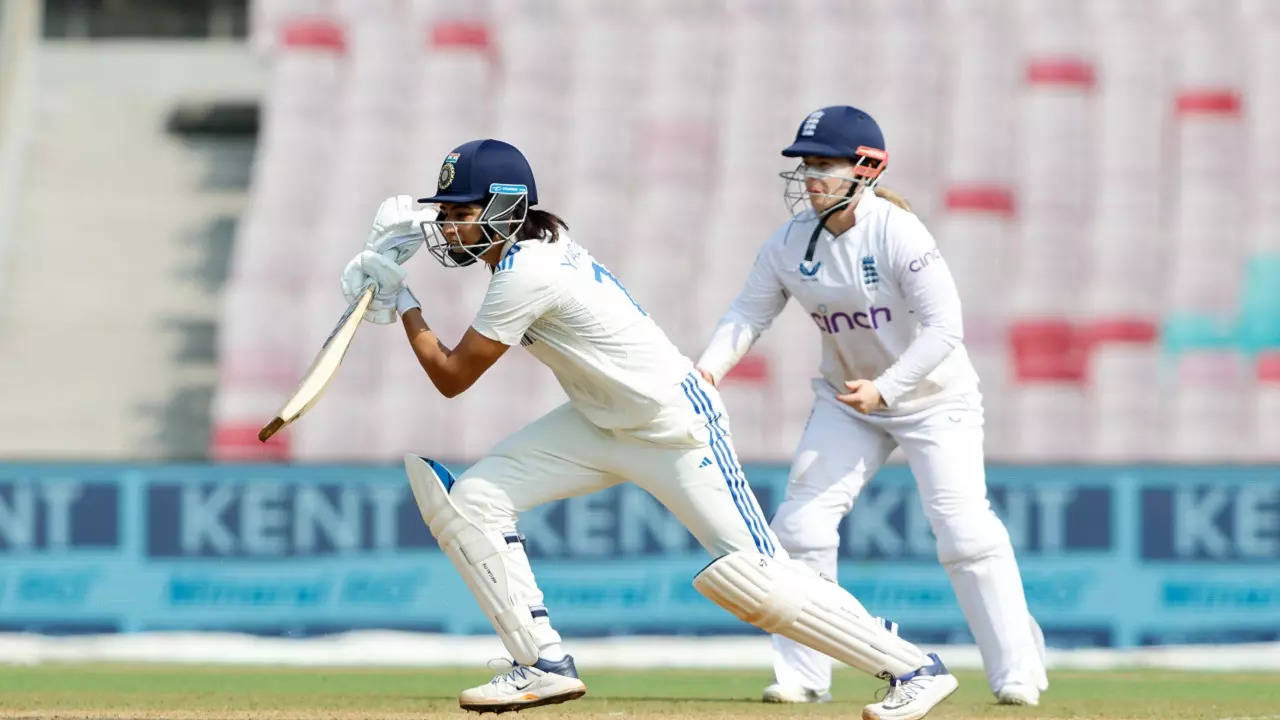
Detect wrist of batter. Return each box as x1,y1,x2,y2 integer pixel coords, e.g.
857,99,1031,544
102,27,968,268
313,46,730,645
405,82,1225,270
396,286,421,316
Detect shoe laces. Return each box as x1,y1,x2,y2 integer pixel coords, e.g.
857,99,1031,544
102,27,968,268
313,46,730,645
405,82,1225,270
873,671,895,703
883,675,926,706
485,658,533,686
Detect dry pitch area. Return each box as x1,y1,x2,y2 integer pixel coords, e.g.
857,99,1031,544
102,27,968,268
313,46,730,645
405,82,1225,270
2,664,1278,720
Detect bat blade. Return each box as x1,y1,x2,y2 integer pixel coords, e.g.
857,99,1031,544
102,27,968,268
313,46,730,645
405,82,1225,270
258,285,377,442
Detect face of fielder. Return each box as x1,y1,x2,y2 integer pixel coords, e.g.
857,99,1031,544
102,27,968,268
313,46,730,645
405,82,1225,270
801,155,859,214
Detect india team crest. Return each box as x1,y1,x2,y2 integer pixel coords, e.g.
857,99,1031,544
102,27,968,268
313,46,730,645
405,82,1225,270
438,152,461,189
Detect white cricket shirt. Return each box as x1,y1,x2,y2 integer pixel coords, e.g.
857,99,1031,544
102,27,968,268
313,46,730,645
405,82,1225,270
472,234,697,434
697,191,979,414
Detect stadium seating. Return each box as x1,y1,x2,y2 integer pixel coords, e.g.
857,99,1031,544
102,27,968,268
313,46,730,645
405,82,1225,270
212,0,1280,463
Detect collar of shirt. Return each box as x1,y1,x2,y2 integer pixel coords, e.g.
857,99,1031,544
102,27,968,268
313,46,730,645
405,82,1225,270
822,186,880,242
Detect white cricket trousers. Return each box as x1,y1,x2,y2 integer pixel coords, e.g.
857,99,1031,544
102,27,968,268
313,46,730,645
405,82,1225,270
770,382,1047,695
446,374,780,655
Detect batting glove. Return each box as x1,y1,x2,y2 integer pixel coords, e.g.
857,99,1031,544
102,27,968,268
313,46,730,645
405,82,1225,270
367,195,434,264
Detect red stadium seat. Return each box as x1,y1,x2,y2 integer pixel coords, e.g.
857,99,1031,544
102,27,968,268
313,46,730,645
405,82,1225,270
1009,320,1085,383
430,20,492,51
1259,352,1280,383
1082,319,1161,461
1026,58,1096,87
1081,319,1159,347
944,186,1017,216
211,422,290,462
281,19,346,52
1175,89,1243,116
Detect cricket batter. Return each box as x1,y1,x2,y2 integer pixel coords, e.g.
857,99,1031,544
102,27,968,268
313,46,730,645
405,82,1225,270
696,106,1048,706
340,138,958,719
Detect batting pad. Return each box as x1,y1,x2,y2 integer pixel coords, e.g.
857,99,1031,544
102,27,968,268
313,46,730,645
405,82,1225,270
404,454,541,665
693,551,928,678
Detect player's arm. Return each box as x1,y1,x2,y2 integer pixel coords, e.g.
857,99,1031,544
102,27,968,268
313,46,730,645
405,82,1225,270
401,309,509,398
427,263,555,397
866,213,964,408
696,238,789,385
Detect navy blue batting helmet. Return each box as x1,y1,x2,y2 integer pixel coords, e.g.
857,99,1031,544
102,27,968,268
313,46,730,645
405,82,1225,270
781,105,885,159
418,138,539,206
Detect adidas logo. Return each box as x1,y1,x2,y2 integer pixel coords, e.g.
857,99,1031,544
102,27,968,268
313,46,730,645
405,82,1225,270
698,457,713,468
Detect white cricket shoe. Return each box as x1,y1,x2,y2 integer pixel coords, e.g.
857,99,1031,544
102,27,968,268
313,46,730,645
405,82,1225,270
996,682,1040,706
862,653,959,720
761,683,831,703
458,655,586,713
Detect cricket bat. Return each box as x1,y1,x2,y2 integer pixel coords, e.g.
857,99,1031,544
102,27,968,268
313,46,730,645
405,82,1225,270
258,284,377,442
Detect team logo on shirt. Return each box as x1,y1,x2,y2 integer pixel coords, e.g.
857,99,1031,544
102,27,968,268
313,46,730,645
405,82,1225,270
798,261,822,278
861,255,879,288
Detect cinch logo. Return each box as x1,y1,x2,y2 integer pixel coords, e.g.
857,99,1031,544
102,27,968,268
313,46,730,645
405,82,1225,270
909,248,943,272
810,304,892,333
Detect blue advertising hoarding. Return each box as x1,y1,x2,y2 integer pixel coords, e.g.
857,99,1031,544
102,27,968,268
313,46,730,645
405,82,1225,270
0,463,1276,647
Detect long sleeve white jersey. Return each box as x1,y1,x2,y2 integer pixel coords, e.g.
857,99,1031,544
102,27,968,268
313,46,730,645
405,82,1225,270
472,233,699,438
698,191,979,414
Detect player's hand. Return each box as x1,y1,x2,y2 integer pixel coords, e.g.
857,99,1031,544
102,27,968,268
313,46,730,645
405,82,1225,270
837,379,885,414
341,250,408,324
696,367,718,387
367,195,432,264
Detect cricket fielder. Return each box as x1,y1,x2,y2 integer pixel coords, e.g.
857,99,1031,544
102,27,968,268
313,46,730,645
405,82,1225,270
340,138,959,719
696,106,1048,706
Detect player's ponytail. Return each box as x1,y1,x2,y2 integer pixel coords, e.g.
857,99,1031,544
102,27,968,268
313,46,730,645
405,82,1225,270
517,209,569,242
874,186,913,212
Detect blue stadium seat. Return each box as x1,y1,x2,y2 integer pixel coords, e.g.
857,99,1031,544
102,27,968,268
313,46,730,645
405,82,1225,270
1239,253,1280,353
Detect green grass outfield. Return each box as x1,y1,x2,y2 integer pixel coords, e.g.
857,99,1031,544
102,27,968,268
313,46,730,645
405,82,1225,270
2,664,1278,720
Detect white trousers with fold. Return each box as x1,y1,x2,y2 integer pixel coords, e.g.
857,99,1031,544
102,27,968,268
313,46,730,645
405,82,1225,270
769,384,1047,695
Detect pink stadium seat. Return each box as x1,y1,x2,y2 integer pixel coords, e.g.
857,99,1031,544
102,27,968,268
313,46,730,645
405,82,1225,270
1006,320,1086,460
939,187,1017,320
1254,352,1280,459
967,344,1012,460
210,417,290,462
216,285,301,390
1168,350,1251,461
1082,319,1162,461
210,0,1269,465
716,354,779,462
